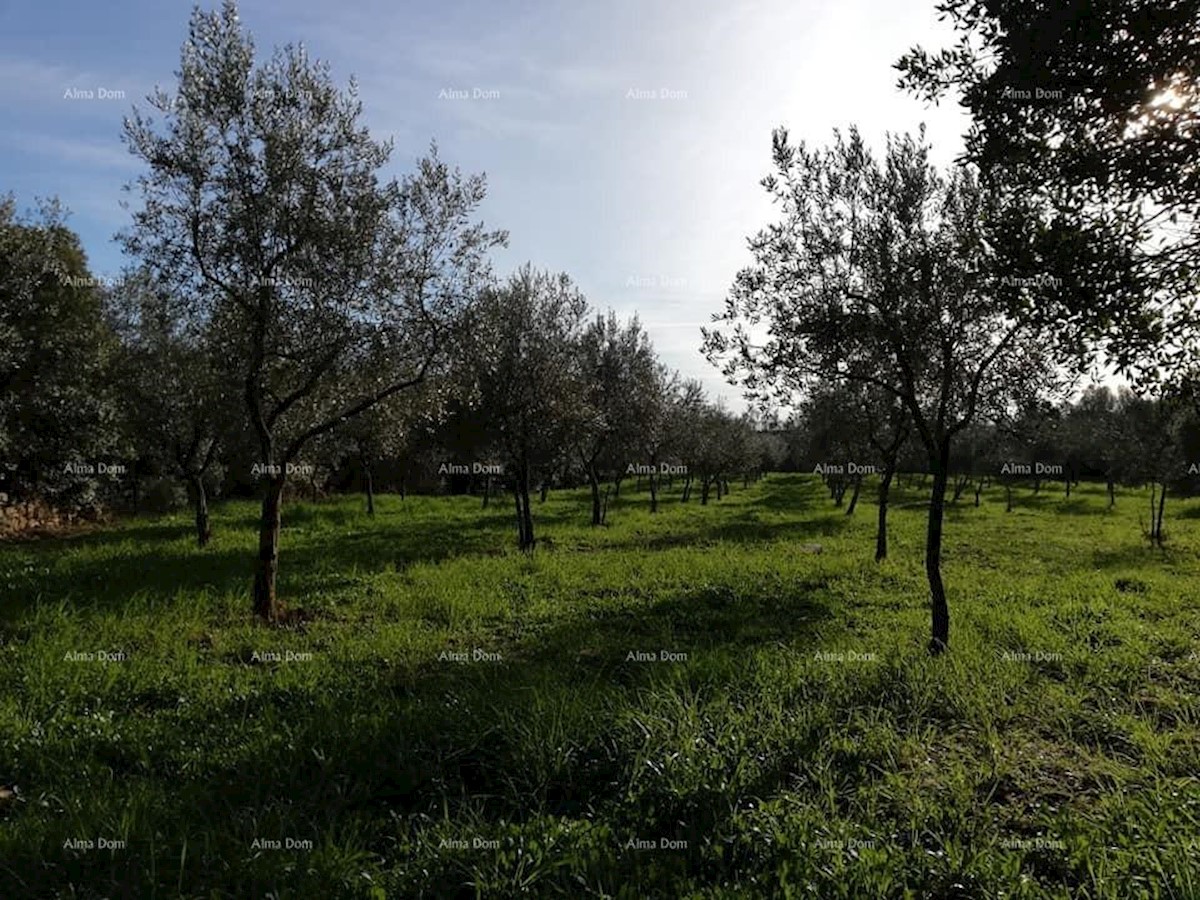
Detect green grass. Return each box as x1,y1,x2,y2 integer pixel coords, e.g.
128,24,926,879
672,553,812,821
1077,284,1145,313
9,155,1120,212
2,475,1199,898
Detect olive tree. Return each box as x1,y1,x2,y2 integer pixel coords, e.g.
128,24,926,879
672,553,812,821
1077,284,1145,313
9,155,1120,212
844,379,912,559
107,269,235,545
576,312,659,525
1066,386,1125,508
121,1,505,619
463,265,589,551
704,126,1125,653
897,0,1199,214
667,379,708,503
1113,387,1190,545
634,364,678,513
897,0,1199,382
0,197,121,513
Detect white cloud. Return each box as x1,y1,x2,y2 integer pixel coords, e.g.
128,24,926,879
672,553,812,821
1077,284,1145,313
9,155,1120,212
0,130,138,172
0,56,151,115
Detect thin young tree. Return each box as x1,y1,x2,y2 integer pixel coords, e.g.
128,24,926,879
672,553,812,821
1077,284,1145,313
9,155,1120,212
636,364,678,514
1114,387,1189,546
848,379,912,561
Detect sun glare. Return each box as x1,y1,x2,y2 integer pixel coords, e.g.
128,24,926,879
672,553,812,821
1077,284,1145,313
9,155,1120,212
1152,87,1182,109
1124,75,1198,139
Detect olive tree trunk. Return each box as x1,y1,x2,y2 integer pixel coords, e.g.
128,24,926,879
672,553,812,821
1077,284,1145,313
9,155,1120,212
253,475,287,621
845,475,862,515
189,474,211,548
926,440,951,655
589,466,603,526
875,466,894,562
364,459,375,516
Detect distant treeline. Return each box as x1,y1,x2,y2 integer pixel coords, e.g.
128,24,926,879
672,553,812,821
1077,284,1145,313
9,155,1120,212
0,203,779,538
773,385,1200,500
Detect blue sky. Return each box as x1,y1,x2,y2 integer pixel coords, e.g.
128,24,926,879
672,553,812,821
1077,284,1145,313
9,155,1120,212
0,0,969,408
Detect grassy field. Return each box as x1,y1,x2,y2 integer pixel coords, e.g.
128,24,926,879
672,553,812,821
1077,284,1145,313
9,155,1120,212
1,474,1199,898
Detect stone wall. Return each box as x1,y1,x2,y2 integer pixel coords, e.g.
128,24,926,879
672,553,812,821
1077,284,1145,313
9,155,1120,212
0,495,90,538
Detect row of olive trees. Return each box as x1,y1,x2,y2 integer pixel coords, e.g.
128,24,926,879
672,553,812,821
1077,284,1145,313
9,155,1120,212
782,383,1200,549
946,386,1200,544
704,125,1180,655
348,266,767,551
0,209,768,544
0,207,242,532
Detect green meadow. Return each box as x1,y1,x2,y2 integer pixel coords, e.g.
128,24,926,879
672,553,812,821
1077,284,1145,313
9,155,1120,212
1,475,1199,898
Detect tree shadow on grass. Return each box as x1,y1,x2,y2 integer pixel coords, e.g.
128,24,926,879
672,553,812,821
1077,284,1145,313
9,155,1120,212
593,508,848,555
1003,493,1108,517
743,474,829,512
0,545,251,627
224,494,515,529
706,511,848,545
1047,498,1107,517
57,518,199,549
9,493,818,628
8,576,838,897
4,476,846,627
1090,544,1173,570
0,513,520,626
